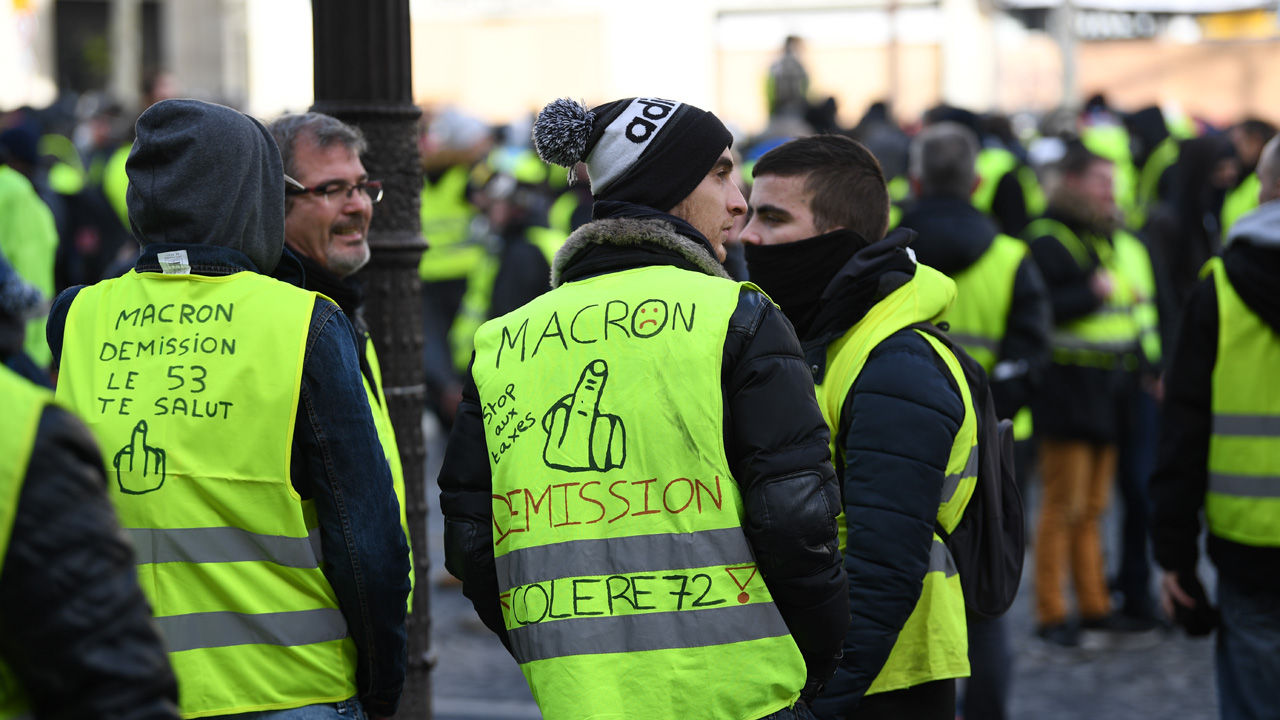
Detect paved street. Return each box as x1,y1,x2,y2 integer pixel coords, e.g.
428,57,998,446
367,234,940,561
421,415,1218,720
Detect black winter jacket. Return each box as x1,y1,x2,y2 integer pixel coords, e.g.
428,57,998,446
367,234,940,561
1150,201,1280,593
0,404,180,720
1026,209,1127,443
437,214,849,696
901,196,1051,420
783,232,967,712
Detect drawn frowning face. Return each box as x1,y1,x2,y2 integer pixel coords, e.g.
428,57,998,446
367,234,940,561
632,300,668,337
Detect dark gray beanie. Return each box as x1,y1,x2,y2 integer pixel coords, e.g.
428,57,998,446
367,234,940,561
127,99,285,273
533,97,733,212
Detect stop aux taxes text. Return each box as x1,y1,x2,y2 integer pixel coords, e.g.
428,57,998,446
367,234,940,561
491,475,727,545
481,383,536,465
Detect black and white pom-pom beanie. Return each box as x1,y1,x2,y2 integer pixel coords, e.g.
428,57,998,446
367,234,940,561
532,97,733,212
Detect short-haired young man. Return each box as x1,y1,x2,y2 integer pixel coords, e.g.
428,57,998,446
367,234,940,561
741,134,977,719
438,97,848,720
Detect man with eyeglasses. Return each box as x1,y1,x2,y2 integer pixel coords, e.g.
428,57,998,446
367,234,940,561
268,111,415,616
47,99,409,719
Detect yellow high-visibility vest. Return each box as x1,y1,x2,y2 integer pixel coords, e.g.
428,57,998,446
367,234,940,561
0,365,51,720
1024,219,1158,371
471,265,806,720
57,269,357,718
363,334,414,610
1205,258,1280,547
816,264,975,696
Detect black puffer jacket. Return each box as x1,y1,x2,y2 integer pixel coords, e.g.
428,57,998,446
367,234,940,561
1,403,180,720
780,232,967,713
1150,200,1280,593
438,213,849,697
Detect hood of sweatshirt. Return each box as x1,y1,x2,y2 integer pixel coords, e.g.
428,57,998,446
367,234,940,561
125,99,285,274
1223,199,1280,335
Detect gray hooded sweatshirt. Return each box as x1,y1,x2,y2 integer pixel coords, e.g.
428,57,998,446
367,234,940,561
126,99,285,274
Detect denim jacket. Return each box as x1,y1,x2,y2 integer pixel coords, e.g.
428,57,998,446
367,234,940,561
46,244,409,716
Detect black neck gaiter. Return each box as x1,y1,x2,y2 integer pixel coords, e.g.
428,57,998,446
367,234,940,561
743,229,863,338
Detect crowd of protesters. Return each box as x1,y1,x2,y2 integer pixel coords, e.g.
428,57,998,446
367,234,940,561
2,47,1277,719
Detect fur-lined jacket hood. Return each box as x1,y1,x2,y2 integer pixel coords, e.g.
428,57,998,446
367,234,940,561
551,217,730,288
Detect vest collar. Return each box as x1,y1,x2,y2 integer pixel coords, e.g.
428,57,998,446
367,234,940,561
807,260,957,384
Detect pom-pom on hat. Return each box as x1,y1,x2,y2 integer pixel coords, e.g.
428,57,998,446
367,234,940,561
533,97,733,212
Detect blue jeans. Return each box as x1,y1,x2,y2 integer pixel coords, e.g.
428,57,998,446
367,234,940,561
1216,576,1280,720
209,698,366,719
759,702,818,720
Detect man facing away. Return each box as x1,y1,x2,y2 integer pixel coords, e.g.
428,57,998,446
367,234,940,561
267,111,414,606
439,96,849,720
899,121,1051,720
740,134,977,720
46,99,409,719
1151,134,1280,720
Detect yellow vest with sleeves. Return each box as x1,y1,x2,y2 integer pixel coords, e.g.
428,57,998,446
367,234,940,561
418,164,482,282
363,335,415,609
1024,219,1156,371
1205,259,1280,546
471,265,806,720
0,366,50,720
56,270,357,718
1221,173,1260,238
816,264,976,696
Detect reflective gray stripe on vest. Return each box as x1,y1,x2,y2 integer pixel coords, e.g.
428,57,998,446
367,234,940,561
941,445,979,506
1050,333,1139,354
1209,473,1280,499
507,601,790,664
495,527,756,591
128,527,322,569
947,333,999,354
1213,414,1280,438
930,539,958,578
154,608,349,653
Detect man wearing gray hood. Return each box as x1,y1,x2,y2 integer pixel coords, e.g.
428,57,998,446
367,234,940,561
1150,134,1280,720
46,99,409,719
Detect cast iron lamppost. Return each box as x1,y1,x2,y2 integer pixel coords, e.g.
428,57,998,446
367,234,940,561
309,1,431,716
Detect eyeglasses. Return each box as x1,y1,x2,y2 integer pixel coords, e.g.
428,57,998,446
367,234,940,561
284,174,384,204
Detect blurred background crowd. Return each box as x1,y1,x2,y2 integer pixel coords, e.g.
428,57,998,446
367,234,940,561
2,0,1278,717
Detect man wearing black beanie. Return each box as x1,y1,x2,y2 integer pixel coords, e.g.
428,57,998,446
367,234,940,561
439,97,848,720
741,135,977,720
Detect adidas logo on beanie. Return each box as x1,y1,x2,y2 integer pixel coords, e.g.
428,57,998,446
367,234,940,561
532,97,733,212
